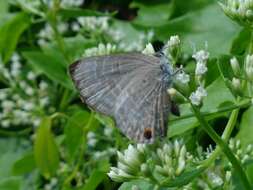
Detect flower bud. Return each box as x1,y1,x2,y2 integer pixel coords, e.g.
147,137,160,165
165,35,181,61
230,57,241,76
219,0,253,27
245,54,253,81
140,163,151,177
167,88,186,103
142,43,155,55
232,78,242,95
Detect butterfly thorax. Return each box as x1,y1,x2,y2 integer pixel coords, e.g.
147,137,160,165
159,56,173,86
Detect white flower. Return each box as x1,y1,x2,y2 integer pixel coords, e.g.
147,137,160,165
107,167,134,182
11,53,20,62
167,35,180,47
123,144,141,167
71,22,80,32
208,172,223,186
142,43,155,55
2,100,14,112
232,77,241,92
23,102,35,111
12,61,21,70
104,127,113,136
33,119,41,127
195,62,208,75
39,81,48,91
1,120,10,128
11,68,20,77
0,91,7,100
220,0,253,27
27,71,36,80
175,71,190,84
83,43,116,57
189,86,207,106
25,87,34,96
230,57,240,76
38,39,47,46
40,97,49,106
192,50,209,64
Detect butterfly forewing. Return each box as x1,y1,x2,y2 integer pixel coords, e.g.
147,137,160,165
69,53,170,143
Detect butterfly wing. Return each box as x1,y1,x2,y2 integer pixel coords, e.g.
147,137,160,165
113,67,170,143
69,53,159,116
69,53,171,143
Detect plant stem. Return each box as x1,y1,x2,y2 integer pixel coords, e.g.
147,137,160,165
191,104,251,190
170,99,250,122
201,109,239,167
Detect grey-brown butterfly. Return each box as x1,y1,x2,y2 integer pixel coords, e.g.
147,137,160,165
69,51,179,143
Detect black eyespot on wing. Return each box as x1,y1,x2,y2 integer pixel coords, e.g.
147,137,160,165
143,128,152,139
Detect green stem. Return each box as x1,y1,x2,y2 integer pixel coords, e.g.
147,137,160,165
201,109,239,167
191,104,251,190
170,99,250,122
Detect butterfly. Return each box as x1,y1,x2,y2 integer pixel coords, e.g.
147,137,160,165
69,52,180,143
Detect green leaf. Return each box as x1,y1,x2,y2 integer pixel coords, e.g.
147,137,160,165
169,77,234,137
0,12,30,63
170,0,214,18
34,117,59,178
155,4,240,57
0,177,21,190
64,110,90,161
161,167,205,187
81,170,107,190
119,180,154,190
0,0,9,15
22,51,73,89
12,152,36,176
130,1,173,27
230,28,251,55
237,107,253,148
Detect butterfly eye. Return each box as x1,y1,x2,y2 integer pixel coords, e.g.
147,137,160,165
143,128,152,139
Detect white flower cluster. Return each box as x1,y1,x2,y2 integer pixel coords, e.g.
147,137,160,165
228,139,253,165
76,16,110,31
228,55,253,97
220,0,253,27
192,50,209,76
37,22,68,46
189,86,207,106
175,70,190,84
155,140,193,177
69,15,154,52
61,0,84,8
107,144,146,182
83,43,117,57
0,53,53,128
167,35,180,48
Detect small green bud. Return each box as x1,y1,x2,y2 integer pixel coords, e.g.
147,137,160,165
245,54,253,81
230,57,241,76
232,77,242,95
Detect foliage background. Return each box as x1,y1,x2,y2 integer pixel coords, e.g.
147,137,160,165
0,0,253,189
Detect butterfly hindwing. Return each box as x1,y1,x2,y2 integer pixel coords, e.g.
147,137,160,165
69,53,171,143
